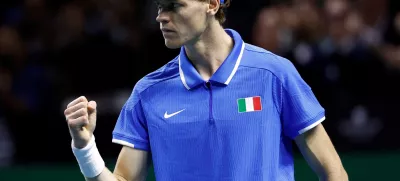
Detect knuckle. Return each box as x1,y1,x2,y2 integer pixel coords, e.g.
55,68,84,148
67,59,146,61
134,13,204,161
79,101,87,108
73,102,85,111
82,115,88,121
77,116,88,124
78,107,87,115
64,109,69,116
67,120,75,127
77,115,86,121
79,96,87,102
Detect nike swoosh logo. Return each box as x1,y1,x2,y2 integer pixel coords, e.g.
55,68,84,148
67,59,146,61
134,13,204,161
164,109,185,119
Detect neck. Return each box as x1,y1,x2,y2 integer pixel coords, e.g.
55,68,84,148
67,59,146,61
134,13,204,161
184,21,234,81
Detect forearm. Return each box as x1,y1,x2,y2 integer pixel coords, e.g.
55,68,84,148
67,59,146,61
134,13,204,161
72,136,148,181
84,153,149,181
308,152,348,181
319,168,348,181
72,136,122,181
295,124,348,181
85,167,120,181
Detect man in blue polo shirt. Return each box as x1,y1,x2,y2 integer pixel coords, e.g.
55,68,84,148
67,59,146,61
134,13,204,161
64,0,348,180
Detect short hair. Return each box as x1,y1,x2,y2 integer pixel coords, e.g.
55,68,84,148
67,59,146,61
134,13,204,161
199,0,231,24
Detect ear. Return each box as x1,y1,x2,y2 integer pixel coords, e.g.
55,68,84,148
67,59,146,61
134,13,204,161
207,0,220,16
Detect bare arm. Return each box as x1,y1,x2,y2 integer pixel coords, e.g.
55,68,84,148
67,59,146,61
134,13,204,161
64,96,150,181
86,146,150,181
294,124,348,181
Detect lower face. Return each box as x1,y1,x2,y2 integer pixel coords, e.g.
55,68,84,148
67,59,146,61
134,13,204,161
162,30,183,49
161,2,208,49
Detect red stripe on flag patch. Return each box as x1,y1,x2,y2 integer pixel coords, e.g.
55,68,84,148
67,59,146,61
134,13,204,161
253,96,262,111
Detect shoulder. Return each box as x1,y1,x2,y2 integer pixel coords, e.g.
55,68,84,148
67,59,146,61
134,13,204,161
125,57,180,107
241,43,301,83
136,57,180,92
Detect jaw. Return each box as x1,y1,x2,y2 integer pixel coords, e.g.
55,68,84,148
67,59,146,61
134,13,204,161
164,39,183,49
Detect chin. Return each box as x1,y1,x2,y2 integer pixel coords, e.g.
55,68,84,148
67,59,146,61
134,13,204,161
164,39,183,49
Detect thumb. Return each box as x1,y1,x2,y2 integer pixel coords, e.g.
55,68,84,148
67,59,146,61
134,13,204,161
87,101,97,116
88,100,97,111
86,101,97,133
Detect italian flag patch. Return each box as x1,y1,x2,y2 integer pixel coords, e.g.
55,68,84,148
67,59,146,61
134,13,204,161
237,96,262,113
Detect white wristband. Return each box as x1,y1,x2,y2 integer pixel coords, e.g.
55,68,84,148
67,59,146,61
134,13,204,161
71,135,105,178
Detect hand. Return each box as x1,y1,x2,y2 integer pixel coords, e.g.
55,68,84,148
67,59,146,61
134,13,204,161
64,96,97,149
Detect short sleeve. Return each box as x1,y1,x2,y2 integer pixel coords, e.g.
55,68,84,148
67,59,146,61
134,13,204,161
112,87,150,151
272,58,325,139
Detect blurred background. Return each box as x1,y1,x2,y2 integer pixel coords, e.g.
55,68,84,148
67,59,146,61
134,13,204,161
0,0,399,180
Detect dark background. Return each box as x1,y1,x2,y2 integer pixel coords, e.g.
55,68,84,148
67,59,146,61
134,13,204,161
0,0,400,180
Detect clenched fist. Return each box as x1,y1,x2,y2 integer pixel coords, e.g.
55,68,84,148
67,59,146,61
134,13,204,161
64,96,97,149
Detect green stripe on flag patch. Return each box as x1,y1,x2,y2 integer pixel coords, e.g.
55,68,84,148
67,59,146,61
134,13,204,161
237,98,246,113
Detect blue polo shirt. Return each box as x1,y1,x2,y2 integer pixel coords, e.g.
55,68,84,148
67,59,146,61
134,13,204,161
112,29,325,181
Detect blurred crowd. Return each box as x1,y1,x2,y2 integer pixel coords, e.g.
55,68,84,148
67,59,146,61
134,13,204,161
0,0,399,167
251,0,400,151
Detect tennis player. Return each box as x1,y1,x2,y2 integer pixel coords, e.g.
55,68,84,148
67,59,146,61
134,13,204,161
64,0,348,180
